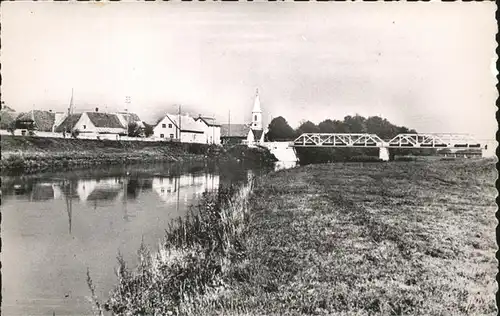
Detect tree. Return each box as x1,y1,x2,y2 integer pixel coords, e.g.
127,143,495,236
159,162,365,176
7,120,16,135
343,114,366,133
128,122,143,137
266,116,296,141
295,120,320,135
318,119,347,133
144,123,154,137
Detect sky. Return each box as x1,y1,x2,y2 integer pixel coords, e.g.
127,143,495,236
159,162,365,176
1,2,497,139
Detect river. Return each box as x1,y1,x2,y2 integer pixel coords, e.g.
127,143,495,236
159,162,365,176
1,160,296,315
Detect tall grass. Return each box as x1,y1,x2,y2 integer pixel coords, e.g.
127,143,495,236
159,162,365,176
91,179,254,315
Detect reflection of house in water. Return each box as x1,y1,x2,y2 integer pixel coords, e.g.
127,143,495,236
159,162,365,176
77,178,123,204
30,183,63,201
152,174,220,204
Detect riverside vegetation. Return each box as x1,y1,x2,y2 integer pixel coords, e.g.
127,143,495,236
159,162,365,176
89,157,497,315
0,135,277,174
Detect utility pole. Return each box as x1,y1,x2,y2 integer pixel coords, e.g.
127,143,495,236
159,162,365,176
228,110,231,137
125,96,131,129
178,104,182,141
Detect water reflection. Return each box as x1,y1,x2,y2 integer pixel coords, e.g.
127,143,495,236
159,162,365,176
3,172,221,206
1,161,270,316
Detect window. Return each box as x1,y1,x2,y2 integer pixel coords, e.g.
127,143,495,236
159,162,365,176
160,134,164,138
170,134,174,138
162,124,166,128
254,115,257,121
168,124,172,128
83,125,86,129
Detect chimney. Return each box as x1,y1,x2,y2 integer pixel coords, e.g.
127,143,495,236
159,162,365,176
95,107,99,112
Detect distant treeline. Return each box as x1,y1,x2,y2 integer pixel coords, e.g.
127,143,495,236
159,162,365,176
264,114,435,164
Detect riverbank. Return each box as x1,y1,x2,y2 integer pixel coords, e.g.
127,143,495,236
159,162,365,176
99,158,497,315
0,135,277,174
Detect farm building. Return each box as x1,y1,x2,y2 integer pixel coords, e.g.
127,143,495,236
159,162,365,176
153,114,206,143
54,111,126,136
195,116,221,145
220,123,251,145
15,110,57,132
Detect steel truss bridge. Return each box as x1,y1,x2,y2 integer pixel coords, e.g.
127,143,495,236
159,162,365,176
292,133,485,149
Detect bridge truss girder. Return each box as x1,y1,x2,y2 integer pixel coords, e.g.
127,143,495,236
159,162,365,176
386,133,482,149
293,133,386,148
293,133,485,149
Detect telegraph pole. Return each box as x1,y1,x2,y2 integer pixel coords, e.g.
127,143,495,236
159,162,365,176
178,104,182,141
125,96,131,126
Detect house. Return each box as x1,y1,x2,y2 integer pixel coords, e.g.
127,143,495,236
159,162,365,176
220,89,265,146
153,113,206,143
54,109,127,136
220,123,251,145
15,110,56,132
195,116,221,145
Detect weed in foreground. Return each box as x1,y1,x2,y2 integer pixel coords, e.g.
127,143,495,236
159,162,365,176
88,180,254,315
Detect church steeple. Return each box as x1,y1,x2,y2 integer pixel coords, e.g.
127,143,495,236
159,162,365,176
251,88,262,130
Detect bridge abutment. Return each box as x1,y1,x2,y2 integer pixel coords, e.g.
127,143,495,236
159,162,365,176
379,147,390,161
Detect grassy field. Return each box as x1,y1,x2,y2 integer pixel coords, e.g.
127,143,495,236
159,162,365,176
179,158,497,315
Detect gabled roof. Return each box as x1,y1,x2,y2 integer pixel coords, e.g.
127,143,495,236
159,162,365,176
86,112,124,129
196,116,221,127
164,114,205,133
54,114,82,132
16,110,56,132
220,124,251,138
116,112,142,126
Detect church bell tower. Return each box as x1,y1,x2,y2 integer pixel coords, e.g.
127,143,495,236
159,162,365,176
251,88,262,130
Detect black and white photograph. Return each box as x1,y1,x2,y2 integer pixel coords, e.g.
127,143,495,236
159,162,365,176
0,1,498,315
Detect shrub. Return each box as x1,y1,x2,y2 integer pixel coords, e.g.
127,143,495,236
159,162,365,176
349,155,384,162
5,154,26,171
395,156,418,162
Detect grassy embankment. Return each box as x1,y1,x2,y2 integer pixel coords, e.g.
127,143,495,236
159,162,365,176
0,135,276,174
96,158,497,315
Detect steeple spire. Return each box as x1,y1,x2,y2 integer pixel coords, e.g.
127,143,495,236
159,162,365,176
252,88,262,113
251,88,263,130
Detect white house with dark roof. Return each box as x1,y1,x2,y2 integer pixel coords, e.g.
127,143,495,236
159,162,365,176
54,109,127,136
195,116,221,145
153,113,206,143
